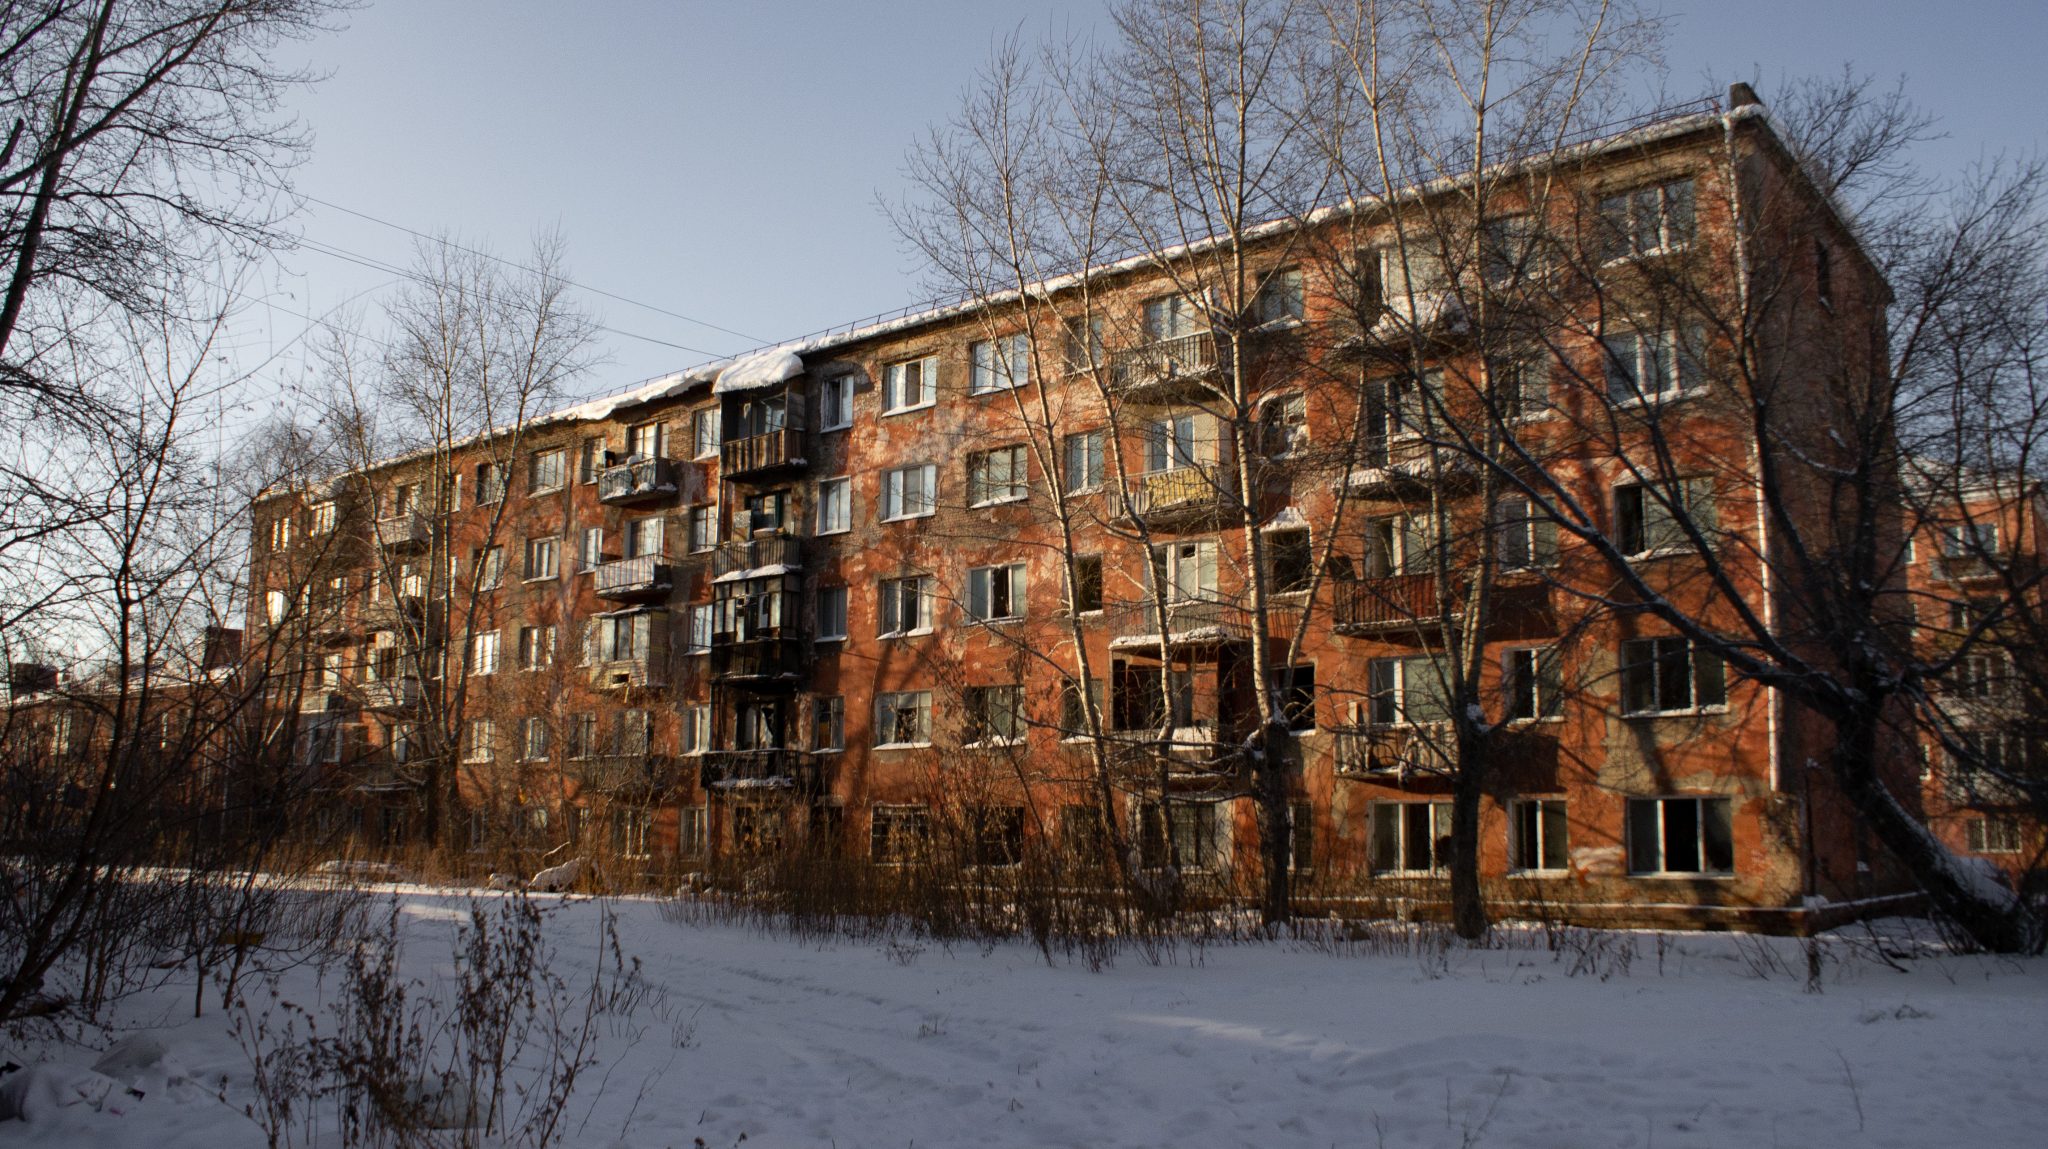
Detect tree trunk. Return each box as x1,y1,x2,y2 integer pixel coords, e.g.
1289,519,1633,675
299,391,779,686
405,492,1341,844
1449,724,1489,940
1258,720,1292,927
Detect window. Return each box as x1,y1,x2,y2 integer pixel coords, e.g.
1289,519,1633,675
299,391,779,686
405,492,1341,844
1495,497,1560,569
1072,555,1103,614
1604,327,1705,403
529,448,565,494
578,437,605,484
1253,268,1305,325
1143,414,1200,472
1061,316,1104,373
688,506,717,553
881,464,938,520
464,718,496,763
874,691,933,747
1063,430,1104,491
878,576,934,635
468,630,500,677
1619,637,1726,715
475,546,504,590
1615,478,1713,556
1141,294,1202,341
518,625,555,670
587,611,664,666
1597,177,1695,260
692,409,719,459
579,527,605,572
1266,528,1313,593
1148,538,1219,601
1059,679,1103,738
610,808,653,859
1510,799,1569,872
882,355,938,413
1496,356,1550,420
309,502,336,535
1269,664,1317,730
679,806,708,855
1941,521,1999,558
967,563,1026,622
1370,368,1445,439
813,696,845,752
390,481,419,517
521,717,550,761
1969,817,2021,854
871,805,930,863
265,589,289,624
566,713,597,759
969,333,1030,394
1481,215,1542,284
1627,796,1734,875
819,374,856,431
1286,803,1314,874
685,603,714,655
1138,800,1226,870
524,536,559,581
614,709,652,756
1504,647,1562,720
816,477,851,534
1370,801,1450,874
1261,394,1307,456
624,516,664,559
626,421,665,459
967,446,1028,506
1367,656,1450,726
737,489,786,535
319,651,343,689
964,685,1024,745
267,514,295,552
815,586,847,641
476,461,507,504
968,806,1026,867
680,705,710,755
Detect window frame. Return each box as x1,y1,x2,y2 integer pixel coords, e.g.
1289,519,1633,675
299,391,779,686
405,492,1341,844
880,463,938,521
881,355,939,415
815,585,848,642
1509,798,1570,873
1369,800,1451,875
873,690,934,748
528,448,566,495
877,575,934,637
1615,477,1712,558
1596,176,1697,262
818,374,857,431
691,408,719,459
816,476,852,535
968,333,1030,395
523,535,560,582
1504,646,1563,721
967,445,1029,507
966,562,1027,623
813,695,846,752
1618,636,1727,717
1603,325,1706,405
1626,795,1735,876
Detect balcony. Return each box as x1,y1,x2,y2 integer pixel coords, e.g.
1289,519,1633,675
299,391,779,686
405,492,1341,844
593,554,674,601
720,428,805,479
1109,332,1219,400
373,511,430,551
710,636,809,684
1333,725,1452,780
590,655,664,691
1105,595,1293,651
572,753,685,798
299,690,354,714
1345,438,1478,498
698,747,820,793
1120,463,1232,525
597,456,679,505
359,676,422,712
712,534,804,581
1332,574,1458,635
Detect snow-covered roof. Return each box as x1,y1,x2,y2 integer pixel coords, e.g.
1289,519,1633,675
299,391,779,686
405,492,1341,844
713,348,805,395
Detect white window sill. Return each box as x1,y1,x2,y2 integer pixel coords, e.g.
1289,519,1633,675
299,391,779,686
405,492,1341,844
1624,546,1699,562
880,401,935,418
812,747,844,755
1506,715,1566,726
1506,868,1571,878
1629,871,1736,880
522,575,556,584
880,512,936,523
1611,387,1707,410
815,635,847,645
819,421,853,434
968,496,1029,509
531,486,564,497
1373,870,1446,879
970,615,1025,626
963,737,1026,750
873,741,933,751
969,383,1025,397
816,526,851,537
878,627,933,640
1622,706,1729,720
1599,244,1692,268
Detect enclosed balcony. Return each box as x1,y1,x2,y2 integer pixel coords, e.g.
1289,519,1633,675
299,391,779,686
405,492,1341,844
1108,331,1220,401
588,608,667,691
1331,574,1458,635
698,747,820,793
373,511,430,551
720,427,805,479
597,456,679,505
359,675,422,712
593,554,674,601
710,636,809,684
1120,463,1233,525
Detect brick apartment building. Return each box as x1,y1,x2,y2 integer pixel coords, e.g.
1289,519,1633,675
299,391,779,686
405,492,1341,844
247,91,2005,929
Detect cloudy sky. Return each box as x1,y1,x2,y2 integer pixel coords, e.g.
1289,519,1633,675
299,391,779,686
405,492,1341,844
237,0,2045,411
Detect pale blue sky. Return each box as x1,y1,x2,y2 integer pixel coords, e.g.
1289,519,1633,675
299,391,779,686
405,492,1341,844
243,0,2045,407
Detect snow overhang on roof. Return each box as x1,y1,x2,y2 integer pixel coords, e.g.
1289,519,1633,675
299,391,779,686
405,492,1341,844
712,348,804,395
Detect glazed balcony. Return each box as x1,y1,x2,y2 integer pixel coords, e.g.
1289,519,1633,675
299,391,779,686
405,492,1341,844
593,554,674,601
1108,332,1219,401
373,511,430,551
710,635,809,684
597,456,679,505
698,747,821,793
720,428,805,479
590,654,664,691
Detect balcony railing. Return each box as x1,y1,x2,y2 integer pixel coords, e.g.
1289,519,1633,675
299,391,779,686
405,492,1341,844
1332,574,1455,634
572,753,683,797
593,554,673,599
720,428,805,478
597,456,679,505
699,747,820,792
359,676,421,712
712,534,804,580
1109,331,1219,396
710,636,809,682
1122,463,1231,521
1333,724,1452,779
373,511,430,551
1346,438,1477,496
1108,596,1253,648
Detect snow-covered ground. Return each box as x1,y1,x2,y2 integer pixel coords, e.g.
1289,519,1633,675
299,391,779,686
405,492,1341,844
5,889,2046,1148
